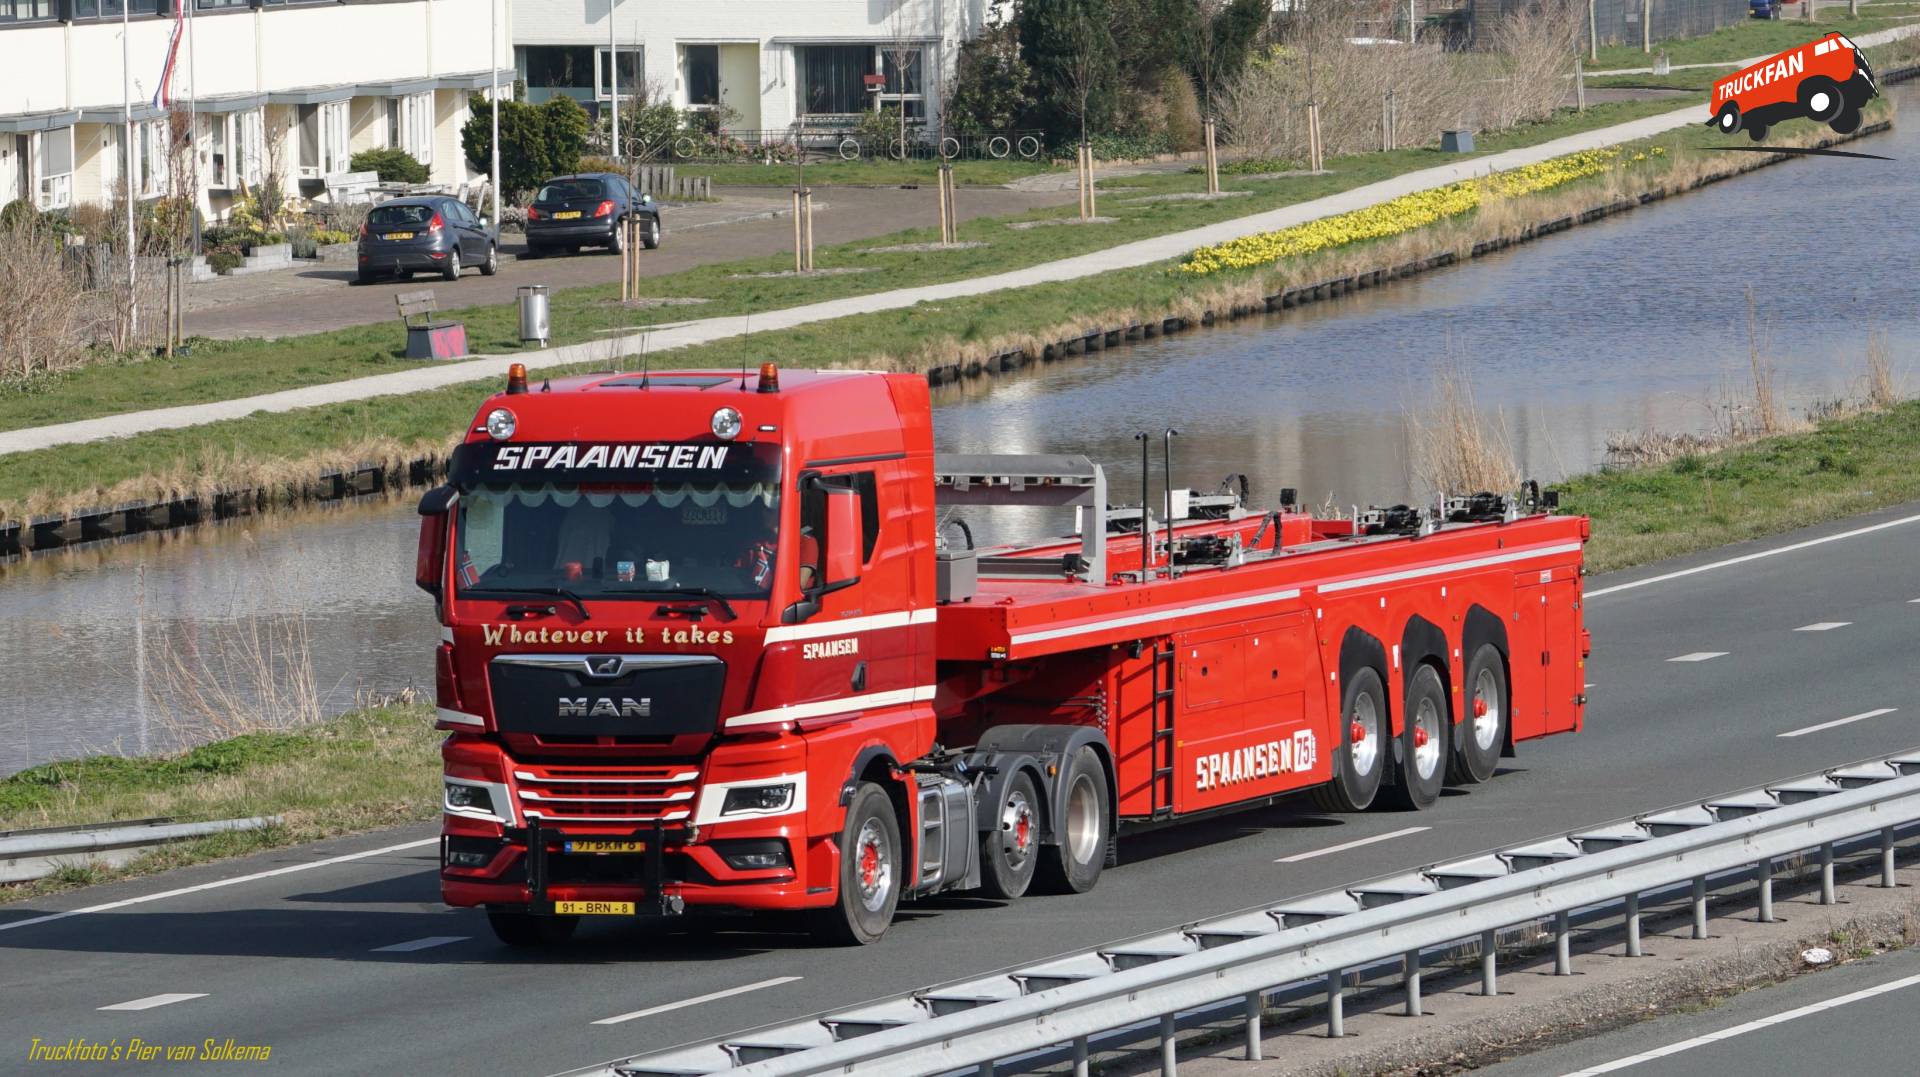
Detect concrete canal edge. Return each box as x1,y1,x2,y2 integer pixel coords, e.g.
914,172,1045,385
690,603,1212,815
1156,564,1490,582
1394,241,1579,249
2,94,1910,561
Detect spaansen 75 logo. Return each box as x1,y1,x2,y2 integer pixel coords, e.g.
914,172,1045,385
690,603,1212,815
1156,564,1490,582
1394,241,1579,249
1708,31,1878,141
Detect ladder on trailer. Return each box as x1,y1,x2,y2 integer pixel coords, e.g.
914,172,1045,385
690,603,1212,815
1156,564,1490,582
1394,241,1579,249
1149,639,1176,818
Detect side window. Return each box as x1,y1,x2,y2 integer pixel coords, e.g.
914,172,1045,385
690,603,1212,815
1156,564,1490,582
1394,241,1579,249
796,478,825,591
853,471,879,563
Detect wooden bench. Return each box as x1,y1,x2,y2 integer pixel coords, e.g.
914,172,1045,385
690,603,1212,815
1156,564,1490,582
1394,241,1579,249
396,289,467,360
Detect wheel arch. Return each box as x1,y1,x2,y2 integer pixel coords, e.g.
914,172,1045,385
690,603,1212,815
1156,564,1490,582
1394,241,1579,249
1399,614,1451,697
1461,604,1515,756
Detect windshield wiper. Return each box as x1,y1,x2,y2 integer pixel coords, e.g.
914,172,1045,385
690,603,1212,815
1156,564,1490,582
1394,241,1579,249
469,586,591,621
610,586,738,622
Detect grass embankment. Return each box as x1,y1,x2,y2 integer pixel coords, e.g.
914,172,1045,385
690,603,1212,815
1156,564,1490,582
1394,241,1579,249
0,705,439,905
676,157,1054,187
0,100,1885,526
1589,5,1920,90
0,98,1693,440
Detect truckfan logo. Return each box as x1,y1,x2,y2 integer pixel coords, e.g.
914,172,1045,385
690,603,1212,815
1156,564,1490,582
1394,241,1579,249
557,696,652,719
1708,32,1877,141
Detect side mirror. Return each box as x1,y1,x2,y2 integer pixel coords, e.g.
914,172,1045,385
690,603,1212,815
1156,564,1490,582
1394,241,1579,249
823,488,861,588
415,485,456,597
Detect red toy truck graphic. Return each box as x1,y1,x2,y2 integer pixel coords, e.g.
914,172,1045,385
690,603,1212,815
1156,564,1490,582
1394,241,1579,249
1709,32,1877,140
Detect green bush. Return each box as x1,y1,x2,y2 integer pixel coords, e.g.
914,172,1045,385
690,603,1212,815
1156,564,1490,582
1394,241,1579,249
206,247,244,275
0,198,38,231
462,96,590,195
310,229,355,246
1084,132,1174,160
350,148,430,184
948,13,1034,134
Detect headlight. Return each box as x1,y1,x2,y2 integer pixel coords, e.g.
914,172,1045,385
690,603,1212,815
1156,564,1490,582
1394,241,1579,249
484,408,516,440
445,780,496,814
711,406,743,441
722,783,795,815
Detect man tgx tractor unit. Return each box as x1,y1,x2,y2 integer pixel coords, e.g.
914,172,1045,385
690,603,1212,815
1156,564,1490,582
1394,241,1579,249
418,363,1590,945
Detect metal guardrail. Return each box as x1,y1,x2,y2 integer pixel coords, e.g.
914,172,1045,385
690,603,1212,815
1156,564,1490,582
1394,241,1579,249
597,749,1920,1077
0,816,281,884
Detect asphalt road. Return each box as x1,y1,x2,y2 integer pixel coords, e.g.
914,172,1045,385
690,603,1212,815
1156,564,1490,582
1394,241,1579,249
4,502,1920,1076
1477,945,1920,1077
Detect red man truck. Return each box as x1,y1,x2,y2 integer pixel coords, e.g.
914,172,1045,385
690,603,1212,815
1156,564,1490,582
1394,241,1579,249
419,363,1590,946
1708,31,1877,141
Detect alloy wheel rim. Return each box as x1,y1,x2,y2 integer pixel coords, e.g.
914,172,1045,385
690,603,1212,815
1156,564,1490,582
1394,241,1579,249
1413,696,1442,779
855,818,891,913
1350,694,1380,776
1473,666,1502,751
1001,790,1035,868
1065,774,1100,865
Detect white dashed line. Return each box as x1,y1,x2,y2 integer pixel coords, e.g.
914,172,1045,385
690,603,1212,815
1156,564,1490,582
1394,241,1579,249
1585,512,1920,600
99,993,207,1012
592,976,804,1026
371,935,470,953
1795,622,1851,632
1667,652,1727,663
1275,826,1431,864
1778,708,1898,739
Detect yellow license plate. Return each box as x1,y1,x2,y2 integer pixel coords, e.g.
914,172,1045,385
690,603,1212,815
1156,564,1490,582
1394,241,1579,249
384,232,414,240
555,900,635,916
565,840,646,854
552,211,582,220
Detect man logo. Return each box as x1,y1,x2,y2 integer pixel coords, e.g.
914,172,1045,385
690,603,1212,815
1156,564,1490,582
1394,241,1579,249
558,697,652,719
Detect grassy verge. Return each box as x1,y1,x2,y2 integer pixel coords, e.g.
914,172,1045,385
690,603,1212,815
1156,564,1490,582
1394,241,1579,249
1590,5,1914,72
676,157,1056,187
0,704,439,906
0,97,1693,438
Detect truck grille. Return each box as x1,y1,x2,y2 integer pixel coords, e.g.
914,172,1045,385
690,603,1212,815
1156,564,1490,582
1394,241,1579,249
510,764,699,824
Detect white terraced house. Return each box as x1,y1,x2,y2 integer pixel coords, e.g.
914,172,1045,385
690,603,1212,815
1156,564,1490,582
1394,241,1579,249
0,0,511,220
511,0,1005,137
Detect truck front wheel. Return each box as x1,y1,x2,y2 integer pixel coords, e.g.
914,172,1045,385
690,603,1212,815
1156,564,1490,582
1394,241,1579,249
1312,667,1387,813
979,770,1040,899
486,909,578,946
1036,747,1110,894
813,782,901,945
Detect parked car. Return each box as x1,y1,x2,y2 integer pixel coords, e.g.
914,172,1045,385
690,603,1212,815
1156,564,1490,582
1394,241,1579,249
523,172,663,258
1750,0,1782,19
357,196,497,284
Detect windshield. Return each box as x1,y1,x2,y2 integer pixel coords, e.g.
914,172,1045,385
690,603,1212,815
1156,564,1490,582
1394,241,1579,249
535,179,605,203
457,481,780,599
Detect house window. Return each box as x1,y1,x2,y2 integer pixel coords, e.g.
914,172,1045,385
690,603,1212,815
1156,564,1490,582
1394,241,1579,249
880,47,926,121
203,113,232,189
68,0,162,18
196,0,249,9
297,100,350,177
35,126,74,211
797,45,872,117
518,45,595,105
240,109,265,187
684,45,720,108
386,93,434,164
595,47,642,102
0,0,55,22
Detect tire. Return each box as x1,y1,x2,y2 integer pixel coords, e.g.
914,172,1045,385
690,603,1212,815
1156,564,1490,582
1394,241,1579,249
522,242,545,260
442,249,460,281
641,215,661,250
607,218,626,255
1798,76,1844,123
839,137,862,161
1385,664,1450,810
1449,645,1509,785
1831,107,1862,135
987,135,1011,159
1747,123,1769,142
1310,666,1388,812
486,909,578,946
1715,103,1740,135
478,243,498,276
811,782,901,945
979,770,1041,899
1035,746,1109,895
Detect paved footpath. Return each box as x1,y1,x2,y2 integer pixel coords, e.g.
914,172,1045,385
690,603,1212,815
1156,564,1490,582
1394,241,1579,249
4,21,1913,461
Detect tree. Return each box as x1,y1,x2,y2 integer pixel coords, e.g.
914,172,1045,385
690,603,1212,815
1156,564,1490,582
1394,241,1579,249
350,148,430,184
947,10,1035,134
1018,0,1120,147
462,96,591,195
1185,0,1272,119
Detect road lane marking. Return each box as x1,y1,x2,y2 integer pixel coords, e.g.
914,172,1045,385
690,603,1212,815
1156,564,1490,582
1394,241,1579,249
1795,622,1851,632
371,935,469,953
1667,652,1727,663
99,993,207,1012
0,837,438,934
1585,512,1920,600
1777,708,1897,739
592,976,804,1026
1559,970,1920,1075
1275,826,1431,864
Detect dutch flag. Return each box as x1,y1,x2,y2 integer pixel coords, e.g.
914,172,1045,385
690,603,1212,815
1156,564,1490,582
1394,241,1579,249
152,2,186,110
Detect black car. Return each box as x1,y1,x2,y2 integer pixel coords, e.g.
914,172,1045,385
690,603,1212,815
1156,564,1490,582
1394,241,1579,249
357,196,497,284
524,172,662,258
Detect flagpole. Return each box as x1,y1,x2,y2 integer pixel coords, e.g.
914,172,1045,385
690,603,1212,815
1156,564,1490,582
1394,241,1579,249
489,0,500,235
608,0,619,159
122,0,137,340
187,0,199,258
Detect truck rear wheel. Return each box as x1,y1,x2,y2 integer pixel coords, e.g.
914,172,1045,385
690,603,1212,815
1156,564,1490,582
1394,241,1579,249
1385,664,1449,810
1311,667,1387,812
812,782,901,946
486,909,578,946
1799,76,1844,122
1036,747,1109,894
980,770,1040,899
1831,107,1862,135
1449,645,1508,785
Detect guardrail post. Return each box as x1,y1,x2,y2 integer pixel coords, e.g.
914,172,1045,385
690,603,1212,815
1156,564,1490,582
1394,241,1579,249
1325,971,1344,1037
1160,1013,1177,1074
1243,991,1262,1060
1757,857,1776,923
1554,910,1572,975
977,1061,993,1077
1881,828,1899,888
1692,876,1709,938
1073,1035,1089,1077
1479,929,1498,995
1625,891,1643,957
1404,949,1422,1015
1820,842,1836,905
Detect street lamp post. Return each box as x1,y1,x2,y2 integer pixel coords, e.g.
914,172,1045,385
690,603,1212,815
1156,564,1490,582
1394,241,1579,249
489,0,502,236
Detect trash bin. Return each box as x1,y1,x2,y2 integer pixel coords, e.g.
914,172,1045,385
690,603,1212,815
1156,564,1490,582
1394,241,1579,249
517,285,550,347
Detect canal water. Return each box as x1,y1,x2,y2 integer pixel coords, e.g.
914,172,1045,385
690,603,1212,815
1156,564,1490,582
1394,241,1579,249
5,92,1917,776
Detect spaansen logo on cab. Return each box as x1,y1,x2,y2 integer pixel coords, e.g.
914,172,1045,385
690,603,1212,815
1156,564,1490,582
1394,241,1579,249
1707,31,1878,141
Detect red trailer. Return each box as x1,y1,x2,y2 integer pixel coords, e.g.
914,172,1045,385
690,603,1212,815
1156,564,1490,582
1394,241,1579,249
419,364,1589,945
1708,31,1877,140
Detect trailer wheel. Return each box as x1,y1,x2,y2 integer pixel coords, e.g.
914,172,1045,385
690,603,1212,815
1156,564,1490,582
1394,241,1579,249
1311,667,1387,813
812,782,901,946
1386,664,1450,810
486,909,578,947
1831,107,1862,135
980,770,1041,899
1449,645,1508,785
1036,747,1110,894
1799,76,1844,122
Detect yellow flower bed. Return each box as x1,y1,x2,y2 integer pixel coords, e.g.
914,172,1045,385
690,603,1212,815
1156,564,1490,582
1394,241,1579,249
1178,145,1664,276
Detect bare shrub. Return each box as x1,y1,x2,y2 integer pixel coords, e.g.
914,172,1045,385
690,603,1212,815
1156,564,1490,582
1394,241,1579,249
1478,0,1582,131
1221,36,1462,160
1866,329,1899,410
1743,286,1789,437
147,610,323,746
1410,359,1521,496
0,214,91,382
